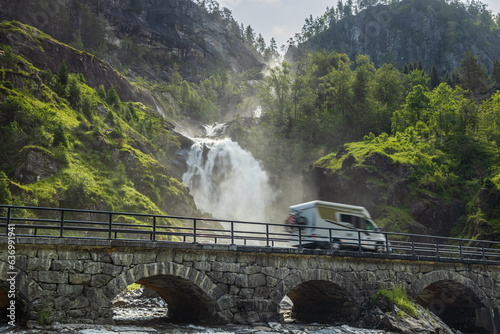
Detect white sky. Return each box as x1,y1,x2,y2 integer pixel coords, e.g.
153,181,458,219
217,0,500,49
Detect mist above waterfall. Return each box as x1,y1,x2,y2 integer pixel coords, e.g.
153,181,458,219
182,126,275,222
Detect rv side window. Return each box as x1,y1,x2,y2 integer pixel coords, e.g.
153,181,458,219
340,214,351,224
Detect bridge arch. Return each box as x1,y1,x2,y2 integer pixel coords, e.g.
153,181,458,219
410,270,489,332
104,261,226,324
270,269,362,323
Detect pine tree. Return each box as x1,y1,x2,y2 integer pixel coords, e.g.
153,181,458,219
458,49,491,99
491,59,500,92
429,64,441,90
53,123,68,148
106,86,120,106
0,171,12,205
57,60,69,88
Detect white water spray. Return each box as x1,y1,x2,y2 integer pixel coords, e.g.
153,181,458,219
182,125,274,222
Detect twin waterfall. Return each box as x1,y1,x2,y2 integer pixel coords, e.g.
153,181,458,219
182,123,275,223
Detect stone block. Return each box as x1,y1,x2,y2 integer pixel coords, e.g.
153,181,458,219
40,283,57,291
51,260,84,273
248,273,267,288
37,248,59,261
218,295,237,309
90,250,112,263
28,257,52,271
83,262,103,275
70,274,92,286
110,252,134,266
38,271,68,284
132,251,156,264
90,274,113,288
69,295,90,309
67,308,87,319
241,265,261,275
239,288,254,299
57,284,84,296
212,262,241,272
221,273,237,285
102,263,122,276
194,261,211,271
58,250,78,260
235,274,248,288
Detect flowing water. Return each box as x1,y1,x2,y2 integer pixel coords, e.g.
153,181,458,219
181,123,275,223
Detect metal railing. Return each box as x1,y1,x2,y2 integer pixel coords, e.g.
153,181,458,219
0,205,499,265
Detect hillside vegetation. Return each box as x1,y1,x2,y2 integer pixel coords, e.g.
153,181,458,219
0,21,199,217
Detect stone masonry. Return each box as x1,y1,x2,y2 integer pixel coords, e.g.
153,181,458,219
0,237,499,327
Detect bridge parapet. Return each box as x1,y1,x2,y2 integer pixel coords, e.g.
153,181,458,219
0,236,499,331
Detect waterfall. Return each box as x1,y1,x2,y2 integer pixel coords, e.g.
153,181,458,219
181,124,274,222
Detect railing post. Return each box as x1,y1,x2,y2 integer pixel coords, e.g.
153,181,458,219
459,240,463,260
298,228,302,250
231,221,234,245
152,216,156,241
411,235,415,257
329,229,333,250
482,242,485,261
266,223,270,247
108,213,113,239
60,210,65,237
358,230,362,252
193,219,197,243
435,237,440,258
6,206,11,228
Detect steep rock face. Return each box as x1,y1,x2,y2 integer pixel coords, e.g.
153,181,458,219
288,0,500,75
303,148,465,236
0,21,156,107
0,0,263,81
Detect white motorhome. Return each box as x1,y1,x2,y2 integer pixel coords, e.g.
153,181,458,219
285,200,387,252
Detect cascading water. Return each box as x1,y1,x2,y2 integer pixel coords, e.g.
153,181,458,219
182,123,274,223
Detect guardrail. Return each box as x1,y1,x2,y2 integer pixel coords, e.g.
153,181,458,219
0,205,499,264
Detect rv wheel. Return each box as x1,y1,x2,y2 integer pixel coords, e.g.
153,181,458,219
376,244,385,253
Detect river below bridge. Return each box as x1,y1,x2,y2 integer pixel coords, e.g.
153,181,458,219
1,322,390,334
0,287,389,334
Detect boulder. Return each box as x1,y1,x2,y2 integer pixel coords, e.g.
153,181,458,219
14,147,58,184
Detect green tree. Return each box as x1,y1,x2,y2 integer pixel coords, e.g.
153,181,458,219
429,64,441,90
67,75,82,108
97,85,107,100
458,48,491,99
0,171,12,204
261,62,294,125
53,123,68,148
106,87,120,106
57,60,69,89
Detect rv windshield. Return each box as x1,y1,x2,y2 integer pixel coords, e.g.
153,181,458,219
365,220,376,231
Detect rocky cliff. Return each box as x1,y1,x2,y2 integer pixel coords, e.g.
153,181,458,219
288,0,500,75
302,141,466,237
0,0,264,82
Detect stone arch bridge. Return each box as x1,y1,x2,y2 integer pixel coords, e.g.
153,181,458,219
1,237,499,332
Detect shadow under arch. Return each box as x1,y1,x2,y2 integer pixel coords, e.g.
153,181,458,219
0,260,43,325
270,269,362,323
104,262,226,324
410,270,489,332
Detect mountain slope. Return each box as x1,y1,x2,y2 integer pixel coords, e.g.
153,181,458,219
0,0,264,82
0,21,199,217
287,0,500,75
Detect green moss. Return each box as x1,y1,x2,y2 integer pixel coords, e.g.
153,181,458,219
372,286,419,319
